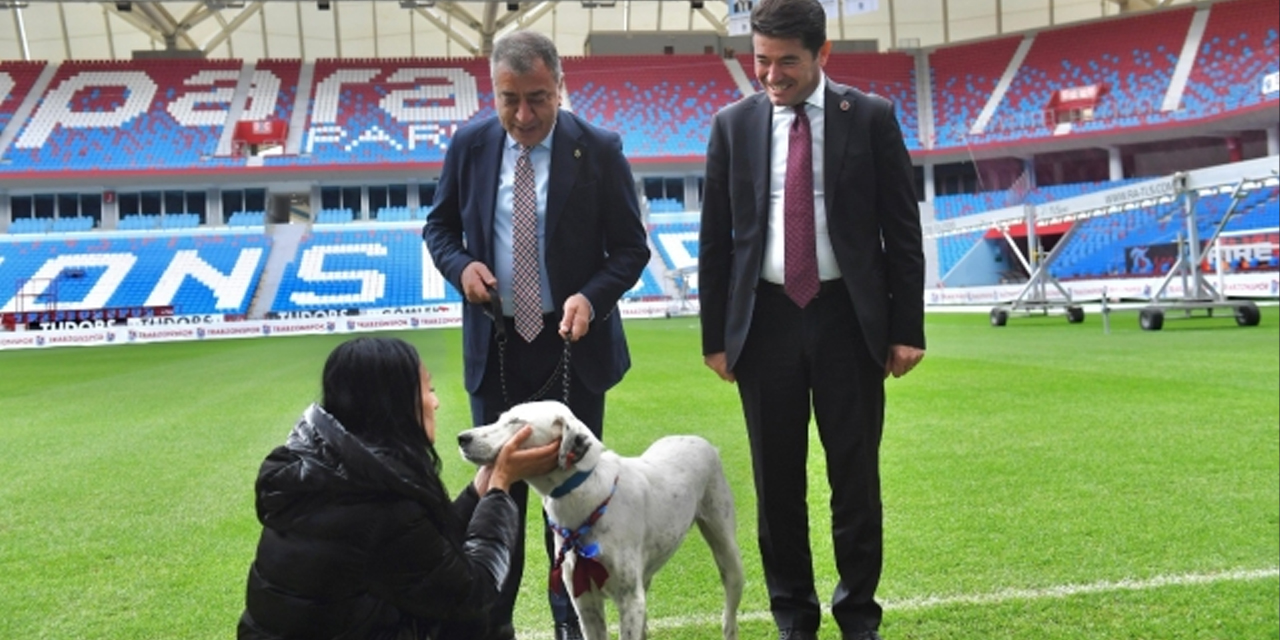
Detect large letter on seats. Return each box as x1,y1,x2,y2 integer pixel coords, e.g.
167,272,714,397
167,69,239,127
289,244,387,306
379,68,479,123
310,68,379,124
0,254,138,313
16,72,157,148
145,248,265,310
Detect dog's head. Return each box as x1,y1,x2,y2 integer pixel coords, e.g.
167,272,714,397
457,400,600,472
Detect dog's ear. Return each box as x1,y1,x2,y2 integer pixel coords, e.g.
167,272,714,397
556,416,594,469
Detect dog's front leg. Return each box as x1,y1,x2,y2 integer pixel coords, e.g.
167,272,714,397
573,591,610,640
615,585,648,640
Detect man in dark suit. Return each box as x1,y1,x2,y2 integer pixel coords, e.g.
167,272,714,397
423,30,650,640
698,0,926,638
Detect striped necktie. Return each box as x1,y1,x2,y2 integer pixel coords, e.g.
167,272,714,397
512,144,543,342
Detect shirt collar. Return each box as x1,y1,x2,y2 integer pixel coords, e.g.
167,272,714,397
774,73,827,114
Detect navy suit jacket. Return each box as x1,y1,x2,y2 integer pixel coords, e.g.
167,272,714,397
424,110,650,395
699,80,925,371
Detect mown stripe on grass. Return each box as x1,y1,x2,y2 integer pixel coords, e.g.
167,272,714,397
516,566,1280,639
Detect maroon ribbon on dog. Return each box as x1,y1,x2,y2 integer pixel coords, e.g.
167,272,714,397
548,475,618,597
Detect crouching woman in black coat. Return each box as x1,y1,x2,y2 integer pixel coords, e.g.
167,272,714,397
238,336,559,640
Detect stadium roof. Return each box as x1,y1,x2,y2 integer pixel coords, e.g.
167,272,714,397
0,0,1196,62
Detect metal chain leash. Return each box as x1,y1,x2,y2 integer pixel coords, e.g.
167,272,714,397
495,330,572,408
482,285,572,409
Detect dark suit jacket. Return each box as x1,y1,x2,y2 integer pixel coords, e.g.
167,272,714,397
424,110,650,396
699,80,925,370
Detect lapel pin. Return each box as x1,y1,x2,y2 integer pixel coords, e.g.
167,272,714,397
574,148,582,159
840,100,850,111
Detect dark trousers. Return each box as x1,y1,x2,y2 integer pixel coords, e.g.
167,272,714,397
470,313,606,630
734,281,886,634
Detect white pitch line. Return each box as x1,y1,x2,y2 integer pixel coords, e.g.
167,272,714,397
880,567,1279,611
516,567,1279,639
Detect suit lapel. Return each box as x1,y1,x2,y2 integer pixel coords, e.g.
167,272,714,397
748,95,772,228
545,110,581,242
823,81,854,205
473,119,506,263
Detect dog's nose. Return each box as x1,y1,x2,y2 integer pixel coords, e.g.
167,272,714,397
457,432,472,447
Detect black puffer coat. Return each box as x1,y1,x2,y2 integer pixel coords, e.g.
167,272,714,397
238,404,518,640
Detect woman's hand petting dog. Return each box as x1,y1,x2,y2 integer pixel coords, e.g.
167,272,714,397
473,425,561,494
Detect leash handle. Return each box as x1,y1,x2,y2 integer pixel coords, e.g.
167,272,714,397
479,284,506,344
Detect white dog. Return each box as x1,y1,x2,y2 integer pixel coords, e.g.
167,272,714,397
458,400,744,640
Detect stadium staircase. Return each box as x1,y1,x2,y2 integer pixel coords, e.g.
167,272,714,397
247,222,309,318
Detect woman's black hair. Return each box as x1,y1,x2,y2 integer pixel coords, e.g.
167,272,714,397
320,337,455,530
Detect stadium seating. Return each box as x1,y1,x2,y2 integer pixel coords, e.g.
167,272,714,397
735,54,763,93
929,37,1022,148
1047,184,1279,279
0,61,49,136
1179,0,1280,119
627,265,667,299
250,59,301,125
562,55,743,158
227,211,265,228
271,226,446,312
374,205,429,222
932,179,1144,220
823,52,920,149
0,9,1274,174
314,208,355,225
647,217,700,295
933,177,1278,279
290,57,494,167
976,8,1194,144
937,230,988,277
646,198,686,213
5,59,250,171
0,231,270,315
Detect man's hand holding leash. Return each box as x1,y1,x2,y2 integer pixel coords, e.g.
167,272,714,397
461,261,498,304
559,294,591,342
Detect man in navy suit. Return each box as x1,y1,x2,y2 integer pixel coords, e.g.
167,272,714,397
423,29,650,640
699,0,926,638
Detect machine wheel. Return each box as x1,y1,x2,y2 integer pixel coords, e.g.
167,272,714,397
1066,306,1085,324
990,308,1008,327
1234,302,1261,327
1139,308,1164,331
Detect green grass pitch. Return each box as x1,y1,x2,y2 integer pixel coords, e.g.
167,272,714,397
1,310,1276,639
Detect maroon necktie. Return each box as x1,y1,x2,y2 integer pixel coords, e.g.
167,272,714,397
784,104,819,308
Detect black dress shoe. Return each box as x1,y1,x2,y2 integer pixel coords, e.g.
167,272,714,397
844,631,883,640
487,623,516,640
779,630,819,640
554,621,585,640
